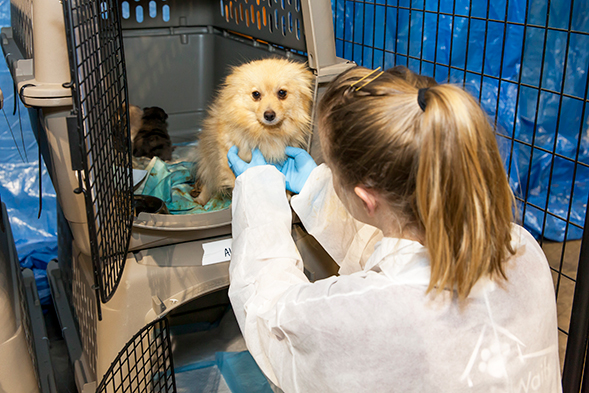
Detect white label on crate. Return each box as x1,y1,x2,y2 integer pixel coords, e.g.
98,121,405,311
202,238,233,266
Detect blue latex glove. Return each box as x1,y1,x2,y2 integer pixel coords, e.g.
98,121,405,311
280,146,317,194
227,146,269,177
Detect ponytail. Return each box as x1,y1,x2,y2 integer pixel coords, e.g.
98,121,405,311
319,66,516,300
416,85,515,299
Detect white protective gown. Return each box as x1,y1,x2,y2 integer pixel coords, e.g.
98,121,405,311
228,164,562,393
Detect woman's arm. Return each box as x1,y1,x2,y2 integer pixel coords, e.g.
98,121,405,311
290,164,383,274
228,165,309,385
229,164,387,391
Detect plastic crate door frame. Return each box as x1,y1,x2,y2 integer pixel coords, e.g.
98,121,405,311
61,0,134,313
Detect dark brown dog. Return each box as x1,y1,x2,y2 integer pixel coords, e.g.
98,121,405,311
132,106,173,161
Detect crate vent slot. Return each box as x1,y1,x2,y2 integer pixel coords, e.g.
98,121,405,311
122,1,130,19
136,5,143,22
149,1,157,18
162,4,170,21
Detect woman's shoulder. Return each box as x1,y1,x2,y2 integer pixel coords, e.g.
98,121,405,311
501,224,555,300
509,224,549,265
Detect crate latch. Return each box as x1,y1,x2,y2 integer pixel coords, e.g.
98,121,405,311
66,116,83,171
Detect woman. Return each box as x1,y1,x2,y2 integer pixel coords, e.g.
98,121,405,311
226,66,561,392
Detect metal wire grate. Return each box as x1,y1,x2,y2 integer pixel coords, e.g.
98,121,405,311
62,0,134,307
333,0,589,390
96,318,177,393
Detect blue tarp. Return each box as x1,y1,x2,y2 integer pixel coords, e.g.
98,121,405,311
332,0,589,241
174,351,273,393
0,1,57,306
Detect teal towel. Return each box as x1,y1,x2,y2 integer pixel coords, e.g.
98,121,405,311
136,157,231,214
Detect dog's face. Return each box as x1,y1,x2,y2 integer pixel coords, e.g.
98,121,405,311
222,59,313,142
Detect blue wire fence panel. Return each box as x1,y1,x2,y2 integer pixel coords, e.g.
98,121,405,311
333,0,589,243
332,0,589,388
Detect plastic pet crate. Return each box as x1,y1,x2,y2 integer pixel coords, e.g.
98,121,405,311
0,199,57,393
2,0,347,390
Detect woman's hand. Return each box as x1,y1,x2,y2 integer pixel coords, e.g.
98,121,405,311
227,146,270,177
280,147,317,194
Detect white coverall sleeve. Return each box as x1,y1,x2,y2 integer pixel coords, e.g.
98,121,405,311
290,164,383,274
228,165,309,386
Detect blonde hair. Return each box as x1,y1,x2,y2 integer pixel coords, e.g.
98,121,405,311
319,66,515,300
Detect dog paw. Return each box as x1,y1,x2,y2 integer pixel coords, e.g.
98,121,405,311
195,195,209,206
190,180,202,198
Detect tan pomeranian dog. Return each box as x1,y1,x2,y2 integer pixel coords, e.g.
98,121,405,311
193,58,314,205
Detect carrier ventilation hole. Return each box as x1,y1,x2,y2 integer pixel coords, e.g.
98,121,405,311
281,14,286,36
245,9,250,26
229,1,233,20
296,18,300,39
136,5,143,22
288,11,292,32
257,0,260,4
281,0,285,9
149,1,157,18
162,4,170,21
251,5,255,23
268,12,273,32
295,0,300,11
262,7,267,26
220,0,224,17
225,5,230,21
274,9,278,29
239,3,244,24
257,10,261,29
122,1,130,18
267,0,272,8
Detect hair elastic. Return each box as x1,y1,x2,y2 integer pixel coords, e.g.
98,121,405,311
351,67,384,91
417,88,429,111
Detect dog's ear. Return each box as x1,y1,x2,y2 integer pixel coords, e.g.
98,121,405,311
142,107,155,119
156,107,168,120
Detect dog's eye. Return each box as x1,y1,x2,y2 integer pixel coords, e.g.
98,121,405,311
278,90,288,100
252,91,261,100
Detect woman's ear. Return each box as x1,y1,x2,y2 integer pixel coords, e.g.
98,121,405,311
354,186,378,216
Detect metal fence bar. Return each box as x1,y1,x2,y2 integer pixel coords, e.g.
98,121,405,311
565,209,589,390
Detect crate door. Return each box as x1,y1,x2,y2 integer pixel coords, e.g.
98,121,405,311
96,318,177,393
62,0,133,306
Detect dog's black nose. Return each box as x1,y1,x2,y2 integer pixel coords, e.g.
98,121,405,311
264,110,276,122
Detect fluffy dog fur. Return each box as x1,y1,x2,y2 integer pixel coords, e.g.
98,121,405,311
193,58,314,204
132,106,173,161
129,104,144,141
